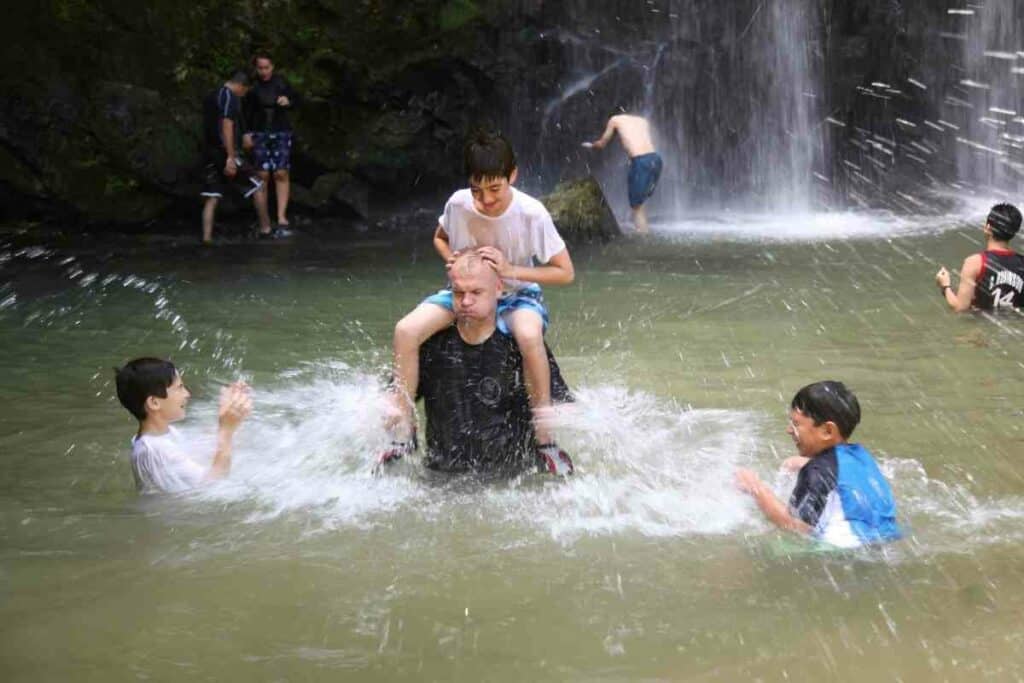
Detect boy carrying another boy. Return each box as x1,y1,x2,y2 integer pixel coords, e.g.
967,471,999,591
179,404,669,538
115,358,252,493
735,381,902,549
384,130,575,472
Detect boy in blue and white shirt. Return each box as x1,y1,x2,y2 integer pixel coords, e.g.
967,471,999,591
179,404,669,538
735,381,901,548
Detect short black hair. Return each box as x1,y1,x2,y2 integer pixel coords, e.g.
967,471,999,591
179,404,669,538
228,70,251,87
987,203,1021,241
252,50,273,65
791,380,861,439
464,129,516,181
115,357,177,421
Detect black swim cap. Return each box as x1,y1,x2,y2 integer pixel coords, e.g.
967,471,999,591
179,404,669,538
988,203,1022,241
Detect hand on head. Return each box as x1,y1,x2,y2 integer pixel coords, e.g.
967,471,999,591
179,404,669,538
218,381,252,430
475,246,511,278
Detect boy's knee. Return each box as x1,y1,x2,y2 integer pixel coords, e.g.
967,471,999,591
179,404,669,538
512,320,544,350
393,317,419,346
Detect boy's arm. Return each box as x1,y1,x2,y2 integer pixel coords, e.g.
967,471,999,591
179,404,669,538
434,224,455,263
936,255,980,312
204,382,252,481
587,117,618,150
735,468,812,534
477,246,575,286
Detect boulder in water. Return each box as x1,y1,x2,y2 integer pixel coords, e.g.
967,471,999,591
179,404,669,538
292,171,371,218
542,176,620,242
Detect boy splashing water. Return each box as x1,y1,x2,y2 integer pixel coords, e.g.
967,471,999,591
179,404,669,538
735,381,902,548
383,130,575,472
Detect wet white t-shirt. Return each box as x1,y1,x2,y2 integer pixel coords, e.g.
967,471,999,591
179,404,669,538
130,427,206,494
439,188,566,291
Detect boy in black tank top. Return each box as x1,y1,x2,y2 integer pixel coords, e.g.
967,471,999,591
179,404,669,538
936,203,1024,312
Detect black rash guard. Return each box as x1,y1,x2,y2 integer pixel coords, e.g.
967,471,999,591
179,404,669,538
416,326,570,474
973,249,1024,310
245,75,299,133
789,448,839,527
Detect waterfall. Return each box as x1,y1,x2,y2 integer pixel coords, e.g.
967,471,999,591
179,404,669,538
955,0,1024,194
529,0,826,217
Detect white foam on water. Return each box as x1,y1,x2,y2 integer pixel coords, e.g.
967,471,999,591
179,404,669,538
177,368,760,541
171,363,1024,557
652,195,1000,242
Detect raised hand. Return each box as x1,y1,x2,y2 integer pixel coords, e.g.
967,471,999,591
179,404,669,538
218,381,252,431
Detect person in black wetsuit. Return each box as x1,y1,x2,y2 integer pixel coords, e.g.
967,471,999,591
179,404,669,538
246,52,300,235
200,70,271,244
377,251,574,476
936,203,1024,312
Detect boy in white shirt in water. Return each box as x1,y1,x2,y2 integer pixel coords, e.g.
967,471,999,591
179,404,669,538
115,357,252,493
381,130,576,474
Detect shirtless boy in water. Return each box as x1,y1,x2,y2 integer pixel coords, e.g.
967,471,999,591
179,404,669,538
583,112,663,234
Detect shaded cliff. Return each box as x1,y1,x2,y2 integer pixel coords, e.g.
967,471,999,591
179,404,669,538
0,1,1001,226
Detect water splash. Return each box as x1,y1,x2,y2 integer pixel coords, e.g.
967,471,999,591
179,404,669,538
144,355,1024,563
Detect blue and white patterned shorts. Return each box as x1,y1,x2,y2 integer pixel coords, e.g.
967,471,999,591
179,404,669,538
251,131,293,172
423,283,549,336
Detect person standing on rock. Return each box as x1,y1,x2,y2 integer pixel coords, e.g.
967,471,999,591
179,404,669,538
200,70,271,244
582,111,663,234
245,51,300,237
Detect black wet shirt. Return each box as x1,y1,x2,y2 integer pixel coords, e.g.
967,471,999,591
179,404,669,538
788,448,839,527
416,327,570,474
202,86,244,150
245,75,299,133
973,249,1024,310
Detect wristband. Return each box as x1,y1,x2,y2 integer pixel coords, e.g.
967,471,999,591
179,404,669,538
941,285,952,294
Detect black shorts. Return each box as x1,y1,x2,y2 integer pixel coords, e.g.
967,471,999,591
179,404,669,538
200,149,263,199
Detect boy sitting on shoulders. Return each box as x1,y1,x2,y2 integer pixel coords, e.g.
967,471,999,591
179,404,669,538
115,357,251,493
735,381,902,548
383,130,575,472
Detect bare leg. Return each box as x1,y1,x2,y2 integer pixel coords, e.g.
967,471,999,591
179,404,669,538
632,204,649,234
274,169,290,225
202,196,218,243
505,310,553,443
252,183,272,234
390,304,456,439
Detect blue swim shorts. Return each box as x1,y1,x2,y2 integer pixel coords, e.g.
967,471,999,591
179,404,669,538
627,152,663,208
251,131,293,172
423,283,548,336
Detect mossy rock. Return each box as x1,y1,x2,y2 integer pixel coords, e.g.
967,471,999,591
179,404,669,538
542,176,620,242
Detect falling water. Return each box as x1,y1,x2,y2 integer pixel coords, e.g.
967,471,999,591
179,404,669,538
530,0,825,217
955,0,1024,193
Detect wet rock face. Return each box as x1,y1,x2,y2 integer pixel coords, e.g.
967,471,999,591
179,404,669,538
542,176,620,242
0,1,972,225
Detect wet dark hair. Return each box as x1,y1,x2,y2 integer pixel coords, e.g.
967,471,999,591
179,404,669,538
115,357,177,421
252,50,273,66
791,380,861,439
987,203,1021,241
464,129,516,181
227,70,251,87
